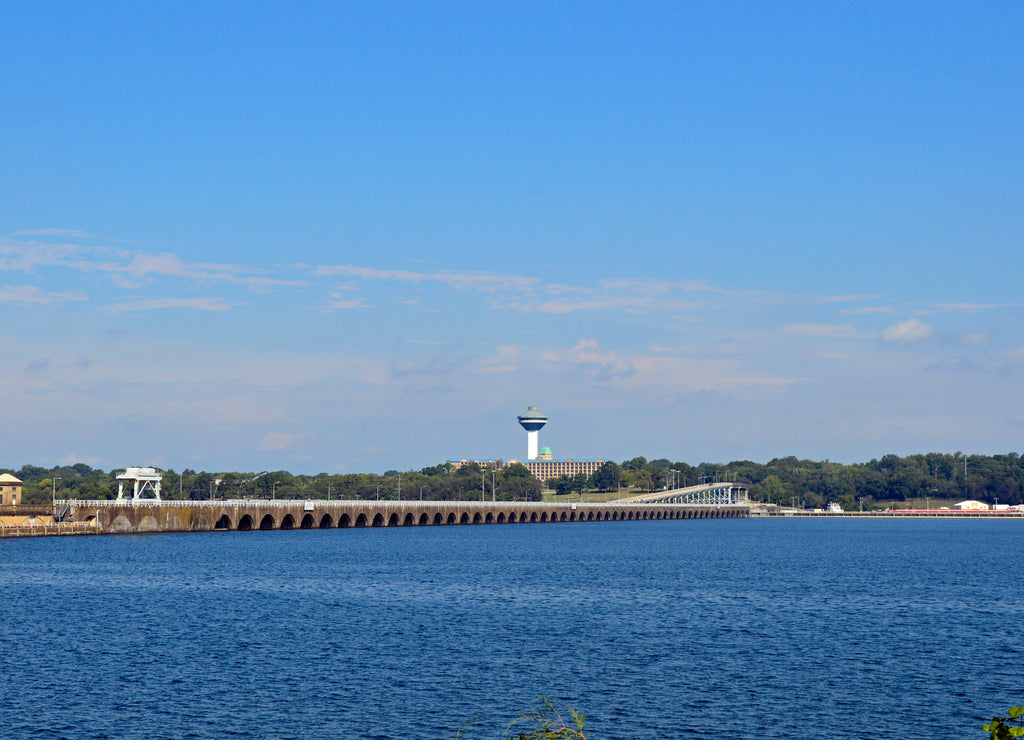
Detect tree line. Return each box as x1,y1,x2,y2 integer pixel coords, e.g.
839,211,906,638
5,461,543,505
5,451,1023,510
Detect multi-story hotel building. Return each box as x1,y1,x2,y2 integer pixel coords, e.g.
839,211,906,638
447,456,605,483
514,457,605,482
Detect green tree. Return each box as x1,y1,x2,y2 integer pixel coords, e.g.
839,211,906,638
552,475,574,496
504,463,532,479
498,463,541,502
590,461,622,492
759,474,788,504
621,456,647,472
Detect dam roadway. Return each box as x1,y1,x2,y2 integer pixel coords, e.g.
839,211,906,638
55,498,750,534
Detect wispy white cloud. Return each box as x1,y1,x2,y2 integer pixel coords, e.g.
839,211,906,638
259,432,306,451
566,338,637,381
104,297,237,313
324,288,373,311
314,266,887,322
881,318,934,345
999,347,1024,366
599,277,718,294
389,353,464,380
544,338,807,392
783,324,862,339
326,298,373,310
528,293,705,315
937,302,1024,313
474,345,519,374
315,264,538,292
842,305,894,316
0,242,85,271
0,285,87,305
92,252,305,291
0,235,305,292
23,355,90,373
590,278,873,308
12,228,91,238
748,291,876,307
929,345,1024,374
317,265,708,315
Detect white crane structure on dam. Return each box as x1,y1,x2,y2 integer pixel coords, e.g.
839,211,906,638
116,467,162,501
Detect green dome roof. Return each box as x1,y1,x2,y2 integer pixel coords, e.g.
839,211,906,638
539,446,551,455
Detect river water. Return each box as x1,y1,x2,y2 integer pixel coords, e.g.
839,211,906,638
1,518,1020,739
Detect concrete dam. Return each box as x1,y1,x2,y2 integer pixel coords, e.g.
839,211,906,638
57,498,750,534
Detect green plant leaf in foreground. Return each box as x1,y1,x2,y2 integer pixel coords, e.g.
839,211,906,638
503,698,588,740
985,707,1024,740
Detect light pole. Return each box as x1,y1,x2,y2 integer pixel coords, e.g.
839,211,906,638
491,470,496,502
272,481,278,500
397,472,402,501
420,485,425,501
52,476,61,517
376,484,381,501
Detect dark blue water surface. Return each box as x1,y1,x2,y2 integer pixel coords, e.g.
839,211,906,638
2,518,1022,739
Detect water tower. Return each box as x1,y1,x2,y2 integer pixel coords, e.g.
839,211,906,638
517,404,548,460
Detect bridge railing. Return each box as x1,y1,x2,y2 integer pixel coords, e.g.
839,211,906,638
54,498,611,508
54,497,748,509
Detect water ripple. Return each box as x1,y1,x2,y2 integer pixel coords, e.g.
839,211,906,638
1,520,1021,738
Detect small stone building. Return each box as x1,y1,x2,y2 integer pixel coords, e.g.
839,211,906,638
0,474,23,506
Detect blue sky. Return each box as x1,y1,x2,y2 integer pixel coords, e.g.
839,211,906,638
2,2,1022,473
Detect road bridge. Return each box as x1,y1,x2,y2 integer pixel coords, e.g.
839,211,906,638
55,498,749,534
620,481,749,506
